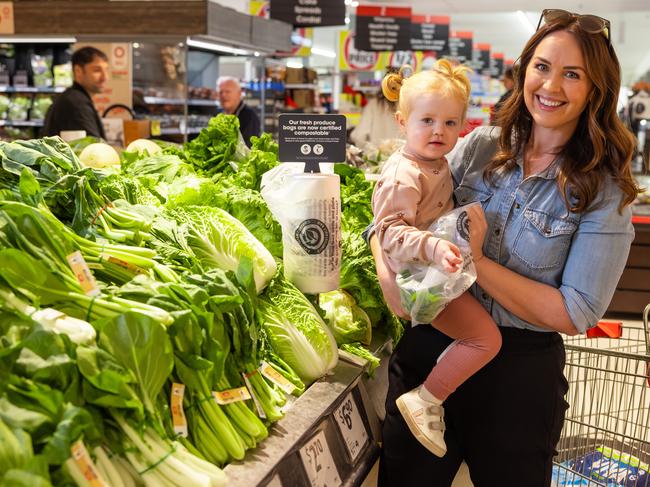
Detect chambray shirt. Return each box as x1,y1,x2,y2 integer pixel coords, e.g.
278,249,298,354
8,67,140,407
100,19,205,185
367,126,635,334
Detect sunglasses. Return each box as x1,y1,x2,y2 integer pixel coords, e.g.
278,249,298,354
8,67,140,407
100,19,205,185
536,9,611,47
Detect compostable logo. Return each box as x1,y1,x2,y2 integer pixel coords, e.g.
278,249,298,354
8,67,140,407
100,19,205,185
456,210,470,242
295,219,329,254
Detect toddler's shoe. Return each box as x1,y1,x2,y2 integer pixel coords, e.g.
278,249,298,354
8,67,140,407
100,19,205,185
395,387,446,457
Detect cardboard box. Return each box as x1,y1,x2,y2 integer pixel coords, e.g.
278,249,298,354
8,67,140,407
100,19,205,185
123,120,151,147
291,89,314,108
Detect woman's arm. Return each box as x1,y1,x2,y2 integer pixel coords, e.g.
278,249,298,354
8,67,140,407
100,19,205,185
369,234,411,320
466,205,579,335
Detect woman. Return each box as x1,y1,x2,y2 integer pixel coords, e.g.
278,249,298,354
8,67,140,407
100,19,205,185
370,10,640,486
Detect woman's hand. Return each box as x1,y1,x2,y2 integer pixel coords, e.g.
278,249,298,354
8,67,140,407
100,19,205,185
466,204,488,262
369,235,411,320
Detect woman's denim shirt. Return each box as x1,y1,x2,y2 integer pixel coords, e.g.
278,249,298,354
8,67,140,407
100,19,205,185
448,126,634,333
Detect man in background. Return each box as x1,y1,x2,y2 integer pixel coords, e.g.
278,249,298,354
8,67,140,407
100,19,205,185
44,46,108,139
217,76,260,148
490,67,515,125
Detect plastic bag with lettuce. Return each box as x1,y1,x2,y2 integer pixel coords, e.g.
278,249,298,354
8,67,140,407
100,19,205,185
396,204,479,325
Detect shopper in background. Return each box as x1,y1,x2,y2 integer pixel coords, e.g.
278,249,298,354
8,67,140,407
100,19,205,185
372,60,501,458
490,66,515,125
217,76,260,148
44,46,108,139
368,9,640,486
349,91,401,147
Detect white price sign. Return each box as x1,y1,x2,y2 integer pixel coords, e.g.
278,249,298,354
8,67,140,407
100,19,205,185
299,430,341,487
334,392,368,461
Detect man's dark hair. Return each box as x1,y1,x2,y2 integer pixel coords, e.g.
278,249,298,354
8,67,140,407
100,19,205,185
72,47,108,68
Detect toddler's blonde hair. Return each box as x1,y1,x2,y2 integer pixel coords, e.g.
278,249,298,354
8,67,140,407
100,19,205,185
382,59,472,119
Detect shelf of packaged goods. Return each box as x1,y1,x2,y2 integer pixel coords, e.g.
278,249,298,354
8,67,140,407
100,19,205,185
284,83,318,90
0,119,44,127
223,334,391,487
143,96,220,107
0,86,66,94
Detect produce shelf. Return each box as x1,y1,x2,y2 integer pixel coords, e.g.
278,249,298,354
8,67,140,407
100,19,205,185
223,335,391,487
0,86,66,93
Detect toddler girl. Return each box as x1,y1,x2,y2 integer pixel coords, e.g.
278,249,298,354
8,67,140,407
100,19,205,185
372,60,502,457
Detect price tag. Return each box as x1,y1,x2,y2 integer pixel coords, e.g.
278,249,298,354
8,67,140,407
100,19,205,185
212,387,251,405
67,251,101,296
102,254,147,275
299,430,341,487
259,361,296,394
150,119,161,136
170,383,188,437
333,392,368,461
70,440,108,487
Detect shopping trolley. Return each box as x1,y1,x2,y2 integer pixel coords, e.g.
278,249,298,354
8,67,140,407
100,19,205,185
552,304,650,486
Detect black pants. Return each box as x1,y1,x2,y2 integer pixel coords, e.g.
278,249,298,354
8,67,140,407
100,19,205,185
379,324,569,487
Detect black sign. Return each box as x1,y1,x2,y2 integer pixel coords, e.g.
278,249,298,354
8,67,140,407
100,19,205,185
410,14,449,53
354,5,411,52
446,31,473,63
472,43,491,75
270,0,346,27
490,53,505,79
279,114,347,166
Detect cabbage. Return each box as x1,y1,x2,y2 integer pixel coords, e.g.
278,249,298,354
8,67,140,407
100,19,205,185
318,290,372,346
168,206,276,293
126,138,162,156
260,274,338,383
79,143,120,168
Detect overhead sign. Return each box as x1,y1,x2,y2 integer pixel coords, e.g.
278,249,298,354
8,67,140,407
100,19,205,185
472,43,491,75
279,114,347,164
270,0,346,27
446,30,473,63
338,31,383,71
410,14,449,53
354,5,411,52
250,0,270,18
491,52,505,79
277,27,313,57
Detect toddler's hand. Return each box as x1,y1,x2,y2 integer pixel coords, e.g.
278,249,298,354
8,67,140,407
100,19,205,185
433,240,463,273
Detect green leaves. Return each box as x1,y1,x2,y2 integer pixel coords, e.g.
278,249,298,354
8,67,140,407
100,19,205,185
98,312,174,417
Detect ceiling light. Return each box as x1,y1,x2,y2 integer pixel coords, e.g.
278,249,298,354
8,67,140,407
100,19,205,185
351,1,359,7
287,60,304,68
311,47,336,58
186,38,253,56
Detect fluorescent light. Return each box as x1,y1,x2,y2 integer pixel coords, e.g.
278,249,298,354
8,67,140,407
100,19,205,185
517,10,535,35
311,47,336,58
287,60,304,68
186,38,253,56
351,1,359,6
345,15,350,25
344,0,352,5
0,36,76,43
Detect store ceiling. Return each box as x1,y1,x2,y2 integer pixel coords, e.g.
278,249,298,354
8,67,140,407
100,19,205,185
310,2,650,85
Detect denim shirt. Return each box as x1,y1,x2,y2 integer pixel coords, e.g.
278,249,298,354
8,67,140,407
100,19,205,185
448,126,634,333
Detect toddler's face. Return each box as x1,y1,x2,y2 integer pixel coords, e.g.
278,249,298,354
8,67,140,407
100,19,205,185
398,92,464,161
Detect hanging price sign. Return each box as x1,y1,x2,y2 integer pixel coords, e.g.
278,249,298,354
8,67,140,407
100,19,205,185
333,392,368,461
299,430,341,487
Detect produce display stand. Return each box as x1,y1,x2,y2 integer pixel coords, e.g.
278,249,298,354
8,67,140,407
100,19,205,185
224,335,392,487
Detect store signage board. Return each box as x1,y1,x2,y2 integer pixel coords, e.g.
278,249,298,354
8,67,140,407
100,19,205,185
472,43,491,76
446,30,473,63
491,52,505,79
338,31,383,72
299,429,341,487
0,2,14,34
270,0,346,27
333,391,369,462
410,14,449,53
354,5,411,52
279,114,347,170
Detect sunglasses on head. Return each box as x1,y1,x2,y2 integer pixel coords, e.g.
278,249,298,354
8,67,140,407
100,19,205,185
536,9,611,47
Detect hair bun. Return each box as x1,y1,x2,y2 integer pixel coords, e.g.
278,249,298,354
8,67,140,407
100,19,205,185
381,65,413,102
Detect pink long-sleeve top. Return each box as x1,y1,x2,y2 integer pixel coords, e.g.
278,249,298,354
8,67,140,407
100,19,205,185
372,150,454,274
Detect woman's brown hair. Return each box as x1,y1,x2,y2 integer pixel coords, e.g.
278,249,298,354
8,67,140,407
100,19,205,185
489,19,641,213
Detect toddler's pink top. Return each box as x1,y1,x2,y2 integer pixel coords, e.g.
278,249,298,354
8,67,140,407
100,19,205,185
371,150,454,274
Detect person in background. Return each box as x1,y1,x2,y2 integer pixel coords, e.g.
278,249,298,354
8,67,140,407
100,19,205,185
349,90,401,147
44,46,108,139
217,76,260,148
369,9,640,486
490,66,515,125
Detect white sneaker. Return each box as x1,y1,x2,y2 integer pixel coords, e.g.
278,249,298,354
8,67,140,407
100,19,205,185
395,387,447,457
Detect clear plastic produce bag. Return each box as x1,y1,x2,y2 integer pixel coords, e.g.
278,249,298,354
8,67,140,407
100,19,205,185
396,203,479,324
